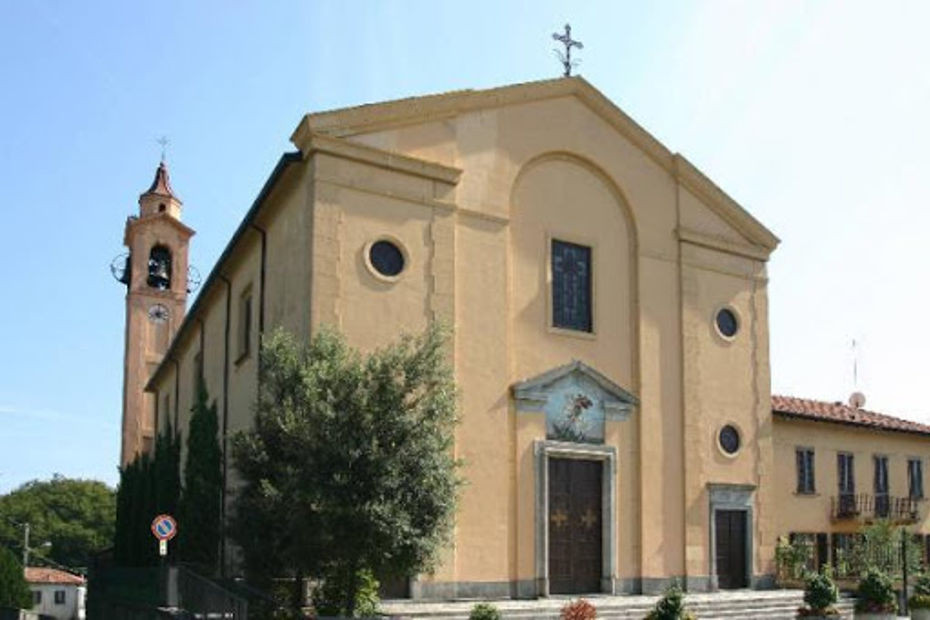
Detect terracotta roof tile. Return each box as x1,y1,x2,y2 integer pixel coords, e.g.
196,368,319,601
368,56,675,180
24,567,85,585
772,394,930,436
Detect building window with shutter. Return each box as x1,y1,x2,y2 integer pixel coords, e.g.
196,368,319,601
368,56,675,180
874,455,890,518
54,590,65,605
796,448,815,494
837,452,855,517
551,239,592,333
909,458,924,499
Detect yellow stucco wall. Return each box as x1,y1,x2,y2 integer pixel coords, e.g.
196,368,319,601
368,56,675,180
774,417,930,535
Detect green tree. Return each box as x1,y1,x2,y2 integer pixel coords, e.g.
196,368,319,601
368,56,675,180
0,476,115,570
178,380,222,574
114,423,181,567
0,545,31,610
231,324,461,617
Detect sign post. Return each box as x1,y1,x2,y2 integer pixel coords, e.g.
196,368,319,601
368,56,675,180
151,514,178,559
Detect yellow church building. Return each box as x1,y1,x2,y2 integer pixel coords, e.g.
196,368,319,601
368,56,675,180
117,76,930,599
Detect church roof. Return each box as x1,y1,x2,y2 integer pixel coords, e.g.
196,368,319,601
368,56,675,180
143,161,181,202
773,394,930,437
291,76,779,252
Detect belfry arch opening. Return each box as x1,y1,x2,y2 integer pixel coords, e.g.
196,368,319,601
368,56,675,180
147,245,172,290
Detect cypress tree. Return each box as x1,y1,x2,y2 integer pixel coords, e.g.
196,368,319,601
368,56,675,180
0,545,31,610
179,380,222,574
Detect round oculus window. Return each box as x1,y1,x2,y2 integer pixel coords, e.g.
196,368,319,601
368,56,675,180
719,425,740,455
368,240,405,278
716,308,739,339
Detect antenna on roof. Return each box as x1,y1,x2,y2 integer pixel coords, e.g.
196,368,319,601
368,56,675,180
849,338,865,409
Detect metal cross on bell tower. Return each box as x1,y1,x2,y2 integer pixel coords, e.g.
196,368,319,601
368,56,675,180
552,23,583,77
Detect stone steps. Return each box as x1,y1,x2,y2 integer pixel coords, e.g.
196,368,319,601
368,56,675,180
379,590,857,619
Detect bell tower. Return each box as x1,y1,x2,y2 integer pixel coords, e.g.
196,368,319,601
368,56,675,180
116,161,195,466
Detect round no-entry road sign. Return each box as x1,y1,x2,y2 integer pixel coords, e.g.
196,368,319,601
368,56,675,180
151,514,177,541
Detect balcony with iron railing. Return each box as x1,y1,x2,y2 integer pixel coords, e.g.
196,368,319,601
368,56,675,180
831,493,922,522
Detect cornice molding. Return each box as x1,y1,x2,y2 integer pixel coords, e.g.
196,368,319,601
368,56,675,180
677,227,772,262
292,130,462,185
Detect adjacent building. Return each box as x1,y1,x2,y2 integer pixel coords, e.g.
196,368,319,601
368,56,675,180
24,568,86,620
116,76,930,598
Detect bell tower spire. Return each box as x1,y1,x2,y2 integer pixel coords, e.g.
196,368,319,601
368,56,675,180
117,160,195,466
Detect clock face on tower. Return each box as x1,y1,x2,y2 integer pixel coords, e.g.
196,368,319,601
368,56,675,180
147,303,170,324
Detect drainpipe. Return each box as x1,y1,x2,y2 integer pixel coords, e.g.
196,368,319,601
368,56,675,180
217,275,232,577
250,224,267,381
172,357,180,432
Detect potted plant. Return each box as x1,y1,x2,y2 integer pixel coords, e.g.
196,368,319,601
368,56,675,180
796,571,839,619
854,569,897,619
470,602,503,620
909,573,930,620
561,599,597,620
645,583,696,620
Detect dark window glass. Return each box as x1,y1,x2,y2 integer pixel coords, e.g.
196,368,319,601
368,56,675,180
54,590,65,605
369,240,404,277
33,591,41,605
719,425,740,454
796,448,815,494
551,240,592,332
716,308,738,338
910,459,924,499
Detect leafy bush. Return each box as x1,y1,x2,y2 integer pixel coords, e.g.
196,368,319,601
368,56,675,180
469,602,503,620
775,535,811,582
311,567,379,617
910,593,930,610
561,598,597,620
645,583,696,620
854,568,896,613
915,573,930,597
802,571,838,614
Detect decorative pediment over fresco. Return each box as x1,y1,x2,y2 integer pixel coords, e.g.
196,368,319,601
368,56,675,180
512,360,638,444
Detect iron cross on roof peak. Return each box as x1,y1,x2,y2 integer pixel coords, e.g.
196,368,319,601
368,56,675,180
156,136,169,163
552,23,583,77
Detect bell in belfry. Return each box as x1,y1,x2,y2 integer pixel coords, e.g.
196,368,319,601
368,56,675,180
147,245,172,290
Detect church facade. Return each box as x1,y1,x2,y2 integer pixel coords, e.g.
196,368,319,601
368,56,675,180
120,77,930,598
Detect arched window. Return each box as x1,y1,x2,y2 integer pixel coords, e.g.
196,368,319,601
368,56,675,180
147,245,172,290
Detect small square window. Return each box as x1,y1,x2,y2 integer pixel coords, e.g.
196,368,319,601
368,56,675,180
551,239,592,332
54,590,66,605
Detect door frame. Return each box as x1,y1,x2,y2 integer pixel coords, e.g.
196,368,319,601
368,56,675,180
707,483,754,590
535,440,617,597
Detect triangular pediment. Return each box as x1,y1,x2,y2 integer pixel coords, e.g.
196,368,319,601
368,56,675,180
512,361,637,443
290,77,779,254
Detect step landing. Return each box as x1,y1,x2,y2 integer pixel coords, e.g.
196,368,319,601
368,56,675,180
379,589,857,619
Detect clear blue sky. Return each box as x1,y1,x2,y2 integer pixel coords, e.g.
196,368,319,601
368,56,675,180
2,1,930,492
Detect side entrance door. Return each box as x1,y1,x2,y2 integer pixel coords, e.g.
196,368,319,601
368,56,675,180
714,509,748,589
548,458,602,594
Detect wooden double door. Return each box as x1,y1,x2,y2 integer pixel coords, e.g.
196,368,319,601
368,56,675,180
714,509,748,589
548,458,603,594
